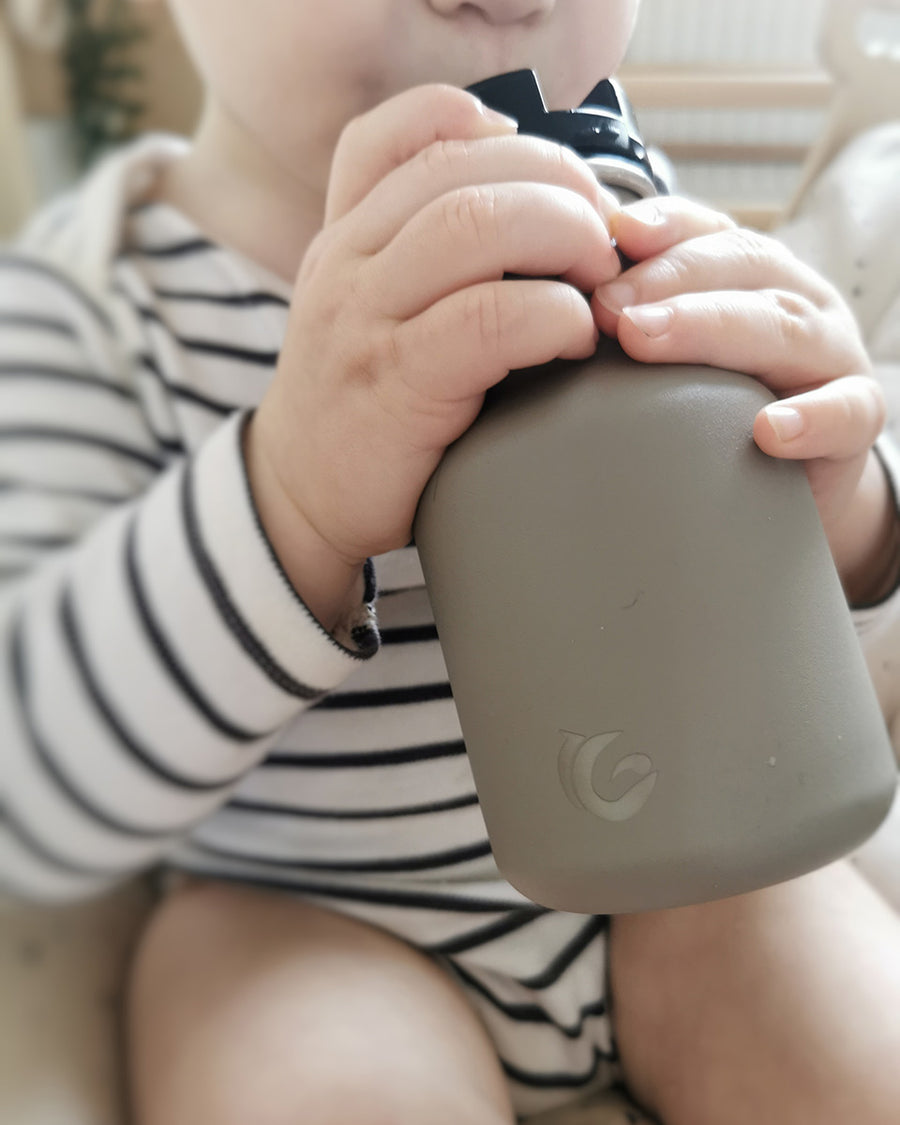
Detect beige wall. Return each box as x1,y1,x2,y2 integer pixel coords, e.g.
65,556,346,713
15,3,202,137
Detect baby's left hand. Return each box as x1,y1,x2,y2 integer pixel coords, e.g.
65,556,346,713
593,196,899,605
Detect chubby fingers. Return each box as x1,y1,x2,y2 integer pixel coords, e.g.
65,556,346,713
391,278,600,408
365,181,618,318
353,131,619,254
592,287,868,395
595,231,839,339
328,84,617,235
611,195,738,260
753,374,886,463
325,85,518,224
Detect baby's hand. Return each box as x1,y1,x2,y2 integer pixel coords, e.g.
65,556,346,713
246,85,621,627
593,197,897,604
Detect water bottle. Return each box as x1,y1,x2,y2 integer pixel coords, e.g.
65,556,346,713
413,70,897,914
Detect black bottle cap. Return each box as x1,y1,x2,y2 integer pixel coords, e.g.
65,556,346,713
467,69,665,199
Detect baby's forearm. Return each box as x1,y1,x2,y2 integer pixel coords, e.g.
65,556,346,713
834,449,900,607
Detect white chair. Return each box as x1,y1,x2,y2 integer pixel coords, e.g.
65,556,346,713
789,0,900,212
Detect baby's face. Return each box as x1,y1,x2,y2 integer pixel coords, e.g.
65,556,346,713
165,0,640,189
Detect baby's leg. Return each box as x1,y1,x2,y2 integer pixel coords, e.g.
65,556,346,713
127,880,514,1125
610,859,900,1125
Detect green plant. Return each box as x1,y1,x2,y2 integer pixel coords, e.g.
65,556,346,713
62,0,145,167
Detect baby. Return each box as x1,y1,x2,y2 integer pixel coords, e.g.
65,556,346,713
3,1,900,1123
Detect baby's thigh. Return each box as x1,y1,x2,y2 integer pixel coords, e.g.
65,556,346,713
127,879,514,1125
610,859,900,1125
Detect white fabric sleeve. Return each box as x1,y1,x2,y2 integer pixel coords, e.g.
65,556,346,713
0,263,376,902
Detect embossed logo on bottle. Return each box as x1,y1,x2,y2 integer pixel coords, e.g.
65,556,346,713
557,730,658,822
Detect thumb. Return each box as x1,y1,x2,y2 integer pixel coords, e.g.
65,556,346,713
325,84,518,226
753,375,885,464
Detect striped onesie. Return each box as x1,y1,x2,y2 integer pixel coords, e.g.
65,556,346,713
1,135,898,1119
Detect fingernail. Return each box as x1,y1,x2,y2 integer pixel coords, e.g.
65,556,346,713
479,104,519,130
595,281,636,316
624,305,673,338
765,404,805,441
625,200,667,227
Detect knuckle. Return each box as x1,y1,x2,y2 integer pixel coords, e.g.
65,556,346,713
726,226,779,272
833,386,881,443
463,285,509,355
440,184,499,250
643,252,684,293
419,137,468,178
766,288,817,352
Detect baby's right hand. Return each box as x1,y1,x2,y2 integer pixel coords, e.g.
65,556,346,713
245,85,620,627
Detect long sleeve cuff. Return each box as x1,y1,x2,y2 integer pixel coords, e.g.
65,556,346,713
855,434,900,759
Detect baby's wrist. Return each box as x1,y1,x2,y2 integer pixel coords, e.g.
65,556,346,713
242,413,367,633
836,451,900,607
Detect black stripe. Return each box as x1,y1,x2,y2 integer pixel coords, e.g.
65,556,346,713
172,338,279,368
125,516,271,744
519,915,608,991
180,460,325,701
0,364,182,457
153,286,289,309
0,361,137,400
451,962,608,1039
0,312,77,337
261,739,465,769
130,238,217,258
58,583,243,792
172,861,539,914
0,477,126,505
226,790,479,820
0,426,163,471
0,256,114,333
0,532,74,549
136,353,235,416
316,681,452,709
190,835,493,874
134,303,280,366
428,908,545,956
500,1045,614,1090
379,624,439,645
146,429,185,458
10,610,177,839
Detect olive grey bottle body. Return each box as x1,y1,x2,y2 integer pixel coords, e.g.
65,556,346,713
413,342,897,915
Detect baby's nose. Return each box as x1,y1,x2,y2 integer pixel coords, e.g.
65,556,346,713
429,0,556,25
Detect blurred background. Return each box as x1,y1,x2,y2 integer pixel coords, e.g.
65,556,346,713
1,4,899,1125
2,0,898,239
